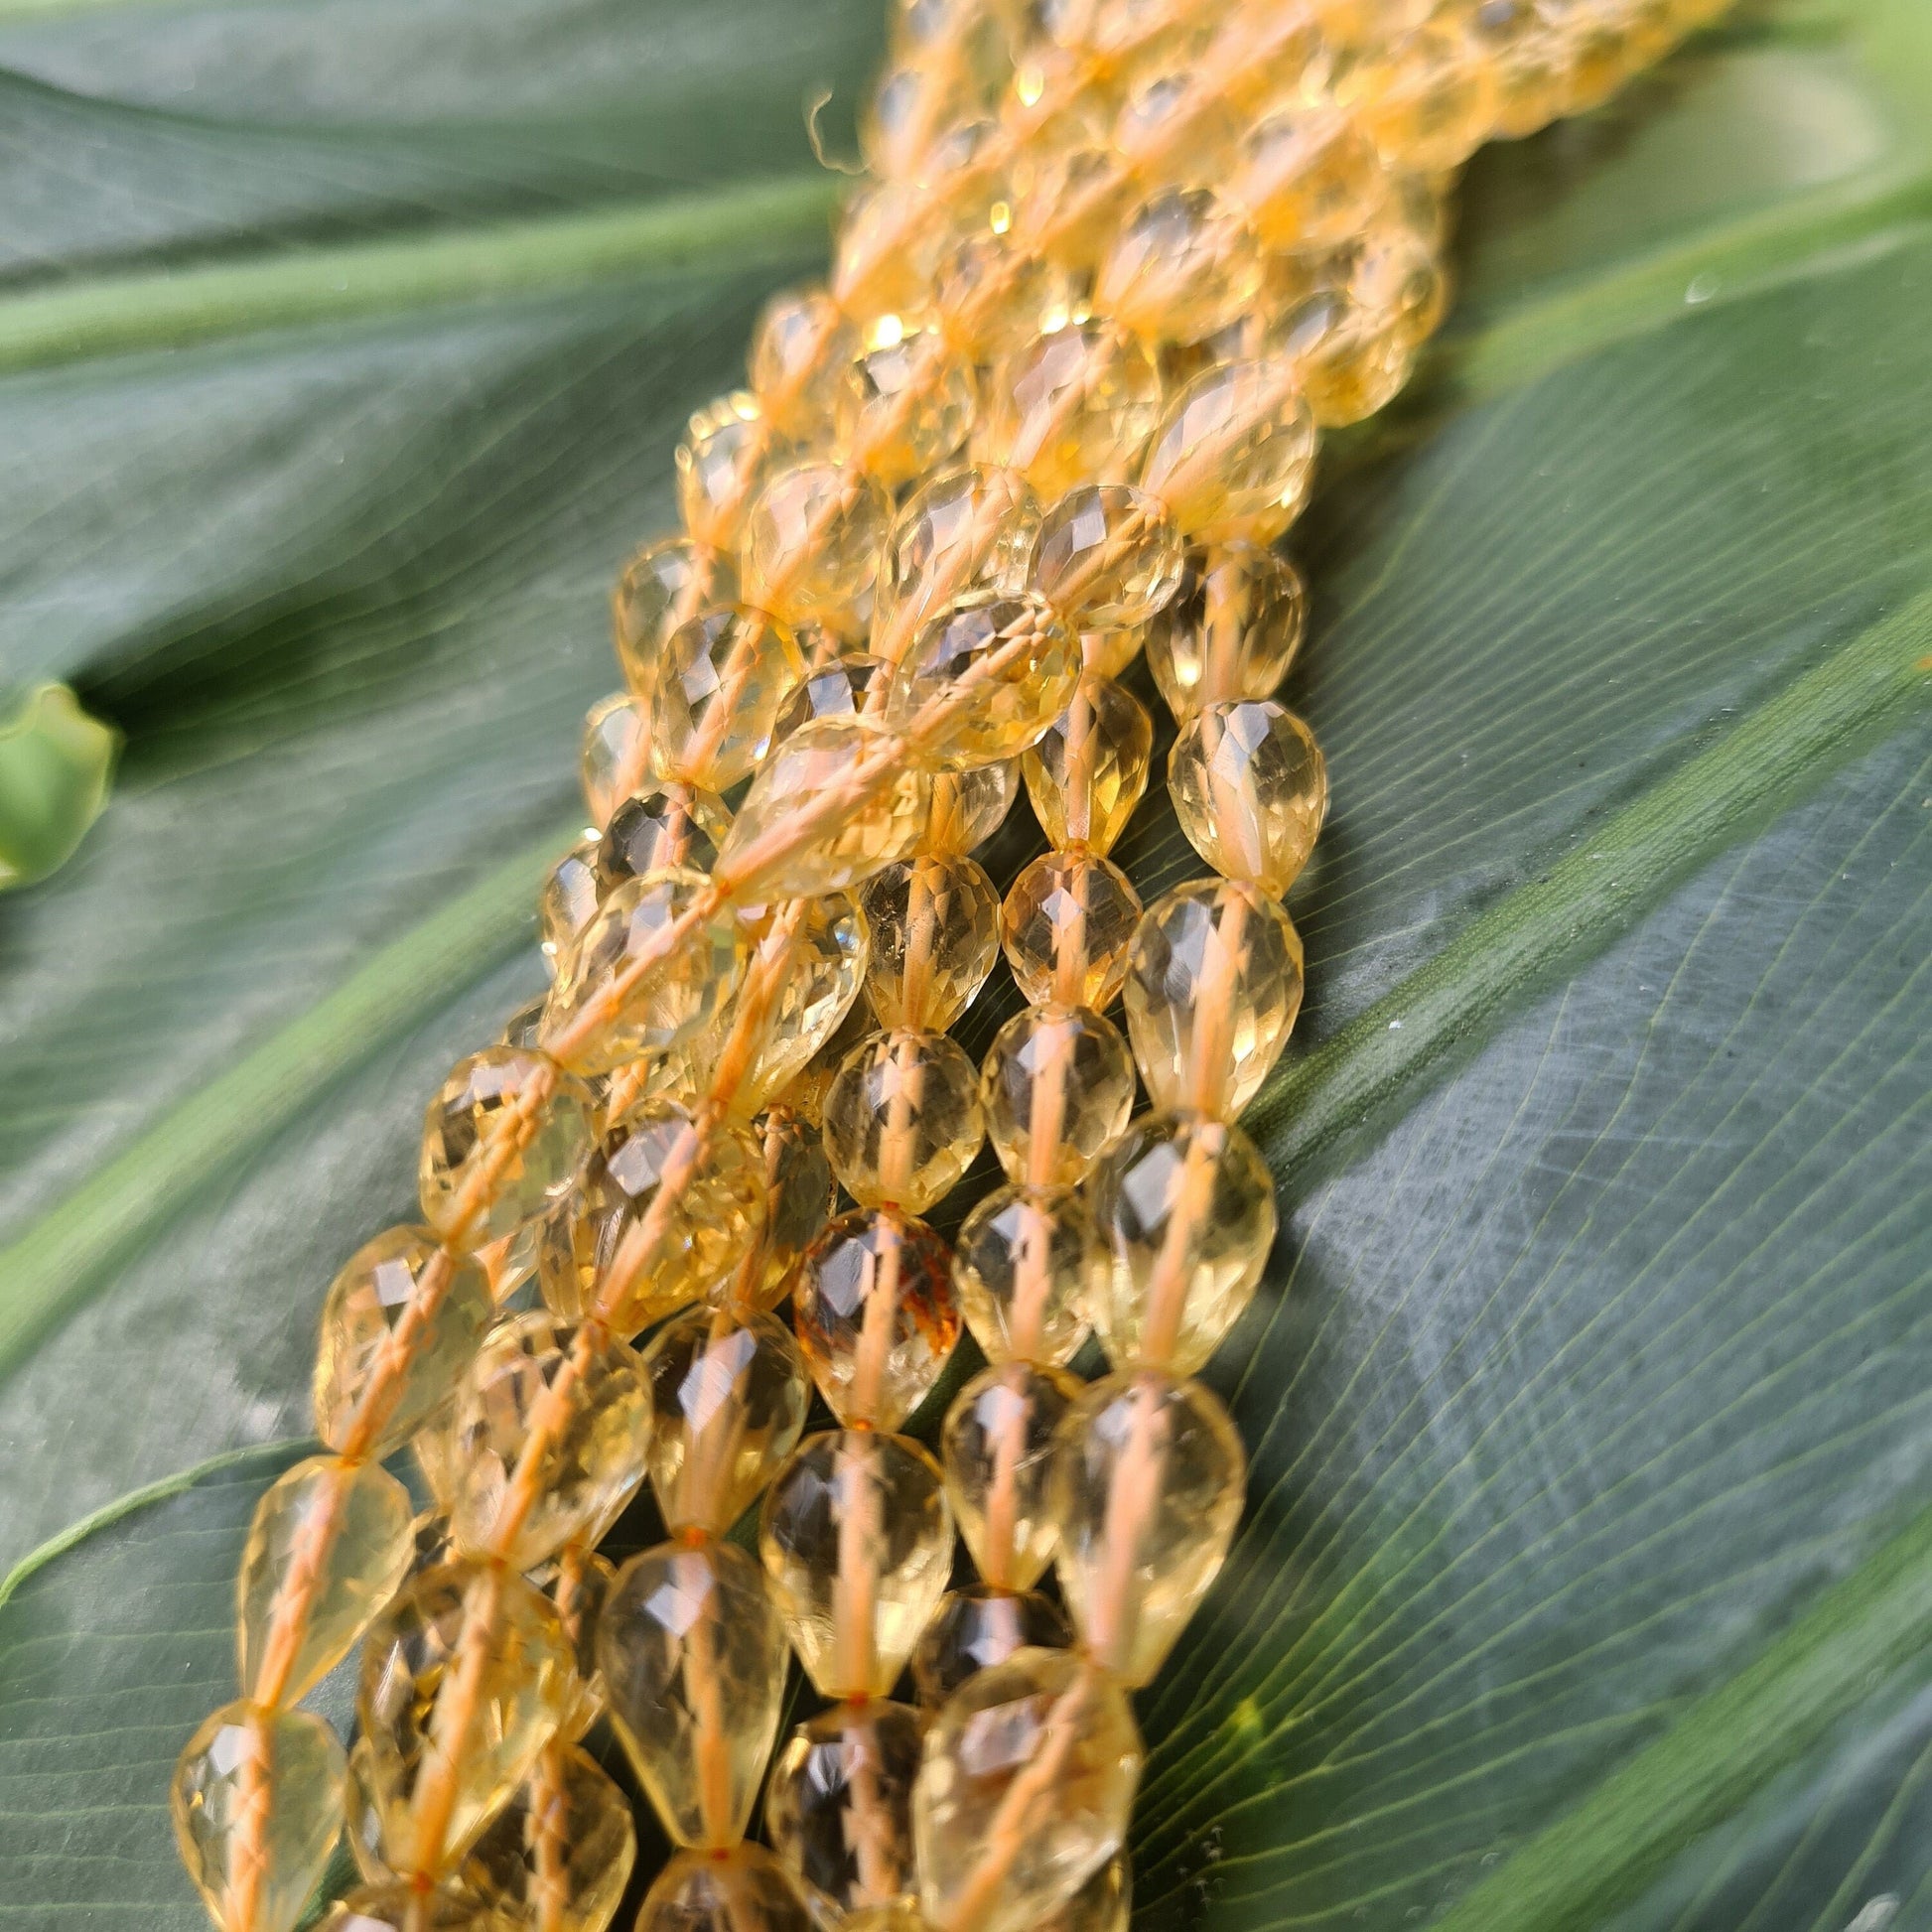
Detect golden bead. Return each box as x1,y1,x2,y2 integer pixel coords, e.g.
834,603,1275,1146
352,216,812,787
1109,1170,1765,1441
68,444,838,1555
910,1585,1070,1708
954,1182,1099,1366
579,694,649,826
676,392,789,552
1349,222,1449,349
766,1700,924,1915
1143,542,1307,720
1139,356,1317,546
614,537,738,696
836,324,979,491
741,461,893,637
887,591,1080,767
860,853,1001,1032
1274,287,1415,428
866,54,980,181
541,835,603,979
1021,675,1153,856
1234,104,1387,252
1001,851,1142,1009
636,1845,817,1932
832,179,954,323
981,323,1164,500
1112,69,1242,189
751,287,861,443
1031,484,1183,635
980,1005,1135,1188
875,464,1040,666
320,1885,516,1932
774,650,889,742
648,606,808,790
1043,1855,1132,1932
823,1029,986,1214
1012,143,1137,277
1094,187,1264,345
944,1358,1079,1588
597,781,732,893
553,1549,619,1742
345,1737,392,1887
926,758,1020,856
460,1744,637,1932
746,1109,840,1308
1345,20,1497,173
934,231,1078,364
1169,699,1328,896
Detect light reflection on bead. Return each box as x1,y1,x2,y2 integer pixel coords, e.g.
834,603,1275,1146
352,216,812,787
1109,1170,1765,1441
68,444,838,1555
877,465,1040,664
1002,851,1142,1010
1139,356,1318,546
980,1005,1135,1188
1143,543,1308,720
888,591,1081,767
1169,699,1328,896
982,323,1165,501
943,1358,1079,1588
459,1744,636,1932
751,287,861,444
648,606,807,791
614,537,739,696
836,324,979,491
676,392,789,553
823,1029,986,1215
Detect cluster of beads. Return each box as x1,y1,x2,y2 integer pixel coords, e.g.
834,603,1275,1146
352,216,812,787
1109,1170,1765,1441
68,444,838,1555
169,0,1727,1927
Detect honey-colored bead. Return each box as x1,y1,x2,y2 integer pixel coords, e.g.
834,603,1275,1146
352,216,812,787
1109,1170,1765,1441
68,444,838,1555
934,231,1078,363
944,1359,1079,1588
359,1560,574,1874
637,1845,817,1932
597,781,732,893
1346,20,1496,173
746,1109,840,1308
648,606,808,790
1144,543,1308,720
954,1182,1098,1366
1275,287,1415,428
795,1207,961,1430
677,392,788,552
1113,69,1242,190
823,1030,986,1214
615,537,739,695
774,650,887,742
832,179,954,324
579,694,650,826
910,1585,1070,1708
553,1548,618,1741
766,1700,924,1915
759,1429,954,1699
981,324,1164,500
981,1005,1135,1188
1094,188,1264,346
887,592,1080,766
172,1701,345,1932
875,465,1039,666
1139,356,1318,546
460,1744,636,1932
1049,1367,1245,1684
1235,106,1387,252
742,461,893,637
541,835,603,979
321,1885,517,1932
1123,879,1304,1116
926,759,1019,855
641,1305,810,1533
865,55,979,181
860,853,1001,1031
752,286,862,443
598,1537,790,1848
419,1047,596,1249
1169,699,1328,896
345,1736,392,1886
1350,223,1449,349
314,1226,491,1456
1013,143,1137,278
1087,1110,1277,1374
236,1454,415,1707
1002,851,1142,1009
912,1648,1141,1932
1031,484,1183,635
1022,676,1153,856
836,324,978,491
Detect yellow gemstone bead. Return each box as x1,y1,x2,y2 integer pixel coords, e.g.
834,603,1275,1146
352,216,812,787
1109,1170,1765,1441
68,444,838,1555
1349,222,1449,349
1021,676,1153,856
345,1735,393,1886
648,606,808,790
321,1883,518,1932
236,1454,415,1706
823,1029,986,1214
541,836,602,979
1487,8,1575,138
759,1428,954,1698
1123,879,1304,1116
1112,69,1242,189
864,54,979,180
1002,851,1142,1009
579,694,649,826
553,1549,618,1741
676,392,789,552
1013,143,1136,277
1169,699,1328,896
598,1537,790,1848
794,1206,962,1429
1139,356,1317,546
597,781,733,893
1346,20,1497,173
912,1648,1141,1932
1094,187,1264,345
887,591,1080,767
934,232,1078,363
1044,1855,1132,1932
1234,105,1387,252
774,650,888,742
614,537,738,696
172,1701,345,1932
926,758,1020,855
1049,1367,1245,1685
860,853,1001,1032
875,465,1039,667
1087,1107,1276,1375
419,1047,596,1249
954,1182,1099,1366
943,1359,1079,1588
746,1109,839,1309
832,179,954,324
313,1226,491,1456
1143,542,1308,720
981,323,1164,500
751,286,862,443
1031,484,1183,635
640,1304,810,1534
1274,287,1416,427
980,1005,1135,1188
636,1845,817,1932
910,1585,1070,1708
742,460,893,637
766,1699,924,1915
836,324,978,491
460,1744,637,1932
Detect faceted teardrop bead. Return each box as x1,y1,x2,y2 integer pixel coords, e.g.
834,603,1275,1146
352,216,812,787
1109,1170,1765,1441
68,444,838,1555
875,465,1039,667
597,781,732,893
598,1538,789,1849
794,1206,961,1429
910,1585,1070,1708
640,1305,810,1534
553,1548,619,1741
774,650,887,743
943,1359,1078,1589
954,1183,1097,1366
759,1429,954,1698
1349,223,1450,350
742,460,893,637
1012,143,1135,279
580,695,650,826
1049,1367,1245,1685
743,1109,839,1310
460,1744,636,1932
1021,677,1153,857
172,1701,346,1932
860,853,1000,1031
648,606,807,790
542,836,603,980
1345,20,1496,174
1235,105,1387,252
863,54,976,180
1030,484,1183,635
1169,700,1328,896
912,1648,1142,1932
831,178,954,323
1274,287,1415,429
1143,543,1308,720
320,1883,517,1932
1112,69,1241,190
836,324,978,491
765,1699,924,1916
982,323,1164,500
615,537,739,695
541,868,744,1077
1093,187,1264,345
751,286,860,443
1123,879,1304,1116
237,1455,415,1706
1002,852,1142,1010
980,1006,1134,1189
636,1844,816,1932
926,759,1019,856
419,1048,596,1249
934,231,1077,363
887,591,1080,767
823,1030,986,1215
676,392,788,552
313,1226,491,1456
358,1560,574,1874
1140,357,1318,546
1086,1111,1276,1375
448,1311,651,1570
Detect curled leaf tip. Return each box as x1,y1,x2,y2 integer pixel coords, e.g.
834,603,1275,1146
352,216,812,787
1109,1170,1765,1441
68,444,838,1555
0,683,118,892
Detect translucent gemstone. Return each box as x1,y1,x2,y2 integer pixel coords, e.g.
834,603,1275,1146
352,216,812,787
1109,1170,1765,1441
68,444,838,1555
774,650,887,743
541,836,603,981
1144,543,1308,719
172,1701,345,1932
1346,21,1496,173
910,1586,1070,1708
912,1649,1141,1932
1043,1855,1132,1932
313,1225,491,1456
943,1360,1078,1589
953,1183,1097,1366
236,1454,415,1706
887,592,1080,767
419,1047,596,1249
832,180,954,323
1235,106,1387,252
1349,224,1449,349
1093,188,1263,345
1022,677,1152,857
934,232,1078,363
875,465,1039,667
647,607,807,790
823,1030,986,1214
1030,485,1183,635
598,1538,790,1849
860,853,1001,1032
1140,357,1317,546
1087,1111,1277,1374
553,1548,619,1741
744,1109,839,1309
980,1006,1134,1189
318,1883,515,1932
1169,699,1327,895
358,1560,574,1874
1123,879,1304,1116
982,324,1164,500
640,1304,810,1534
1274,287,1415,428
676,392,788,552
597,781,732,893
759,1429,954,1698
790,991,881,1131
1012,144,1135,278
541,868,744,1077
742,461,893,637
794,1206,961,1429
459,1744,636,1932
1112,69,1241,189
1050,1367,1245,1684
926,759,1019,856
580,695,650,827
766,1699,923,1915
751,286,861,443
864,55,976,180
345,1736,393,1886
636,1845,816,1932
447,1311,651,1569
836,324,978,491
614,537,739,695
1002,852,1142,1010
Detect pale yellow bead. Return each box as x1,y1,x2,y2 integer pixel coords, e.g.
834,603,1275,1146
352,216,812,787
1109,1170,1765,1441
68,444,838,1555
954,1182,1100,1366
934,231,1079,363
860,853,1001,1032
746,1109,840,1309
1345,20,1497,173
1234,104,1388,252
1139,356,1318,546
865,54,980,181
320,1884,518,1932
636,1845,817,1932
766,1699,924,1916
1349,222,1449,349
1012,143,1136,278
459,1744,637,1932
648,605,808,791
751,287,861,444
832,179,955,323
1021,676,1153,857
676,392,790,553
836,324,978,491
1002,851,1142,1010
741,460,893,637
1112,69,1242,189
614,537,739,696
875,464,1039,667
541,835,602,980
1169,699,1328,896
1273,286,1415,428
823,1029,986,1214
579,694,649,826
553,1548,619,1743
910,1585,1070,1708
345,1736,392,1887
1030,484,1184,635
597,781,733,895
1043,1854,1132,1932
1144,542,1308,720
926,758,1020,856
944,1359,1079,1588
1093,187,1264,345
981,323,1165,500
773,650,889,742
980,1005,1135,1188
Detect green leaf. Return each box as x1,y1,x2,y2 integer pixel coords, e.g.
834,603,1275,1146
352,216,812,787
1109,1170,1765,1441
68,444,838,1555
1,1,1930,1929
